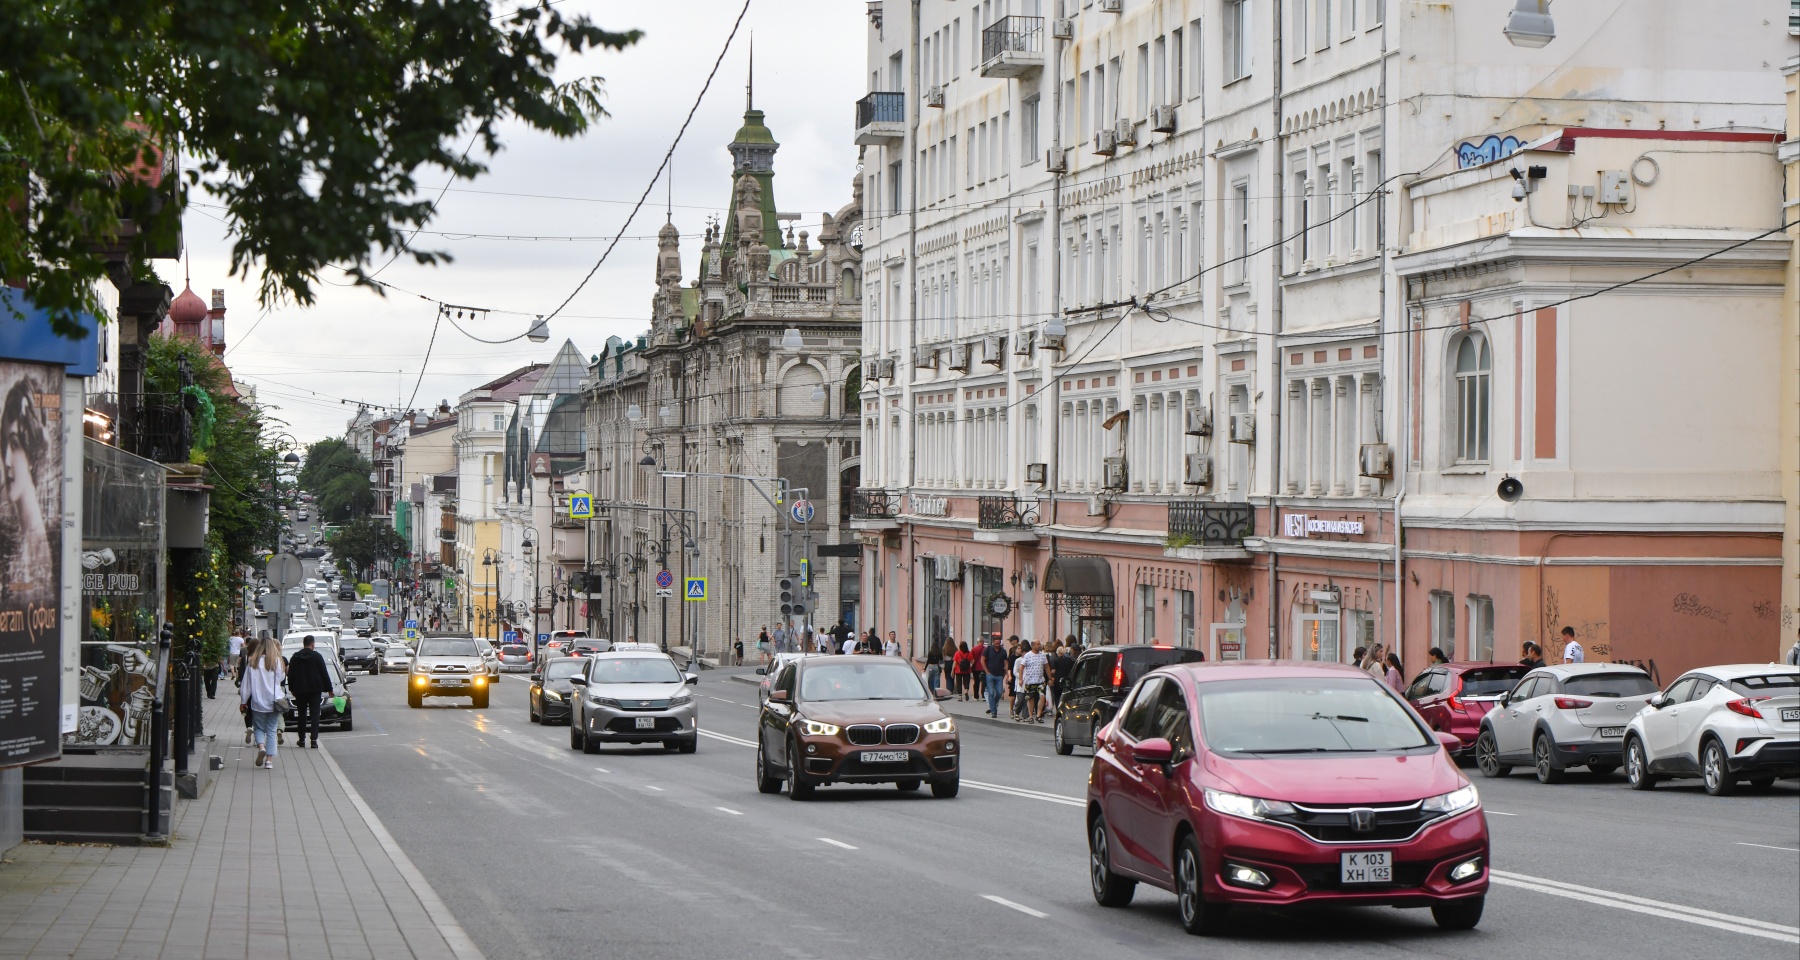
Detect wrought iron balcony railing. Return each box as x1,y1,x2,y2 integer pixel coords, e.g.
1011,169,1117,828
1166,501,1254,546
850,489,902,520
977,495,1039,530
982,15,1045,63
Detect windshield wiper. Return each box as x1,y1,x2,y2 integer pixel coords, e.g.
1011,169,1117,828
1309,713,1369,723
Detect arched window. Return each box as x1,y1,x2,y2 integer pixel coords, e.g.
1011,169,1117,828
1453,334,1491,463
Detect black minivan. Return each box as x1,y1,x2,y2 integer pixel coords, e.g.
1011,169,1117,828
1052,644,1206,755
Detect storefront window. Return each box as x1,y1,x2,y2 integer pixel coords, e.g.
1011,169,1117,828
1429,591,1456,659
1178,590,1195,647
924,567,953,650
1344,609,1375,662
1137,584,1156,643
1466,596,1495,661
974,564,1005,642
1296,614,1340,662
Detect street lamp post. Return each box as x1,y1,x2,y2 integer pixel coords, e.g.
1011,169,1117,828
521,532,538,646
480,548,500,641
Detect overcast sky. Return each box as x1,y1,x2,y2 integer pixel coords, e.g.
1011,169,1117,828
185,0,865,443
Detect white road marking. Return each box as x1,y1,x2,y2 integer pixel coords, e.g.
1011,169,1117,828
594,767,610,774
1736,842,1800,853
1024,754,1052,759
697,729,758,748
983,895,1048,919
1490,870,1798,943
816,838,858,850
963,779,1085,807
1487,810,1517,816
644,785,665,792
715,807,744,816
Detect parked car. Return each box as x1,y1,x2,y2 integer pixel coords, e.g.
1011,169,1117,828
754,656,958,798
1084,661,1487,935
1405,663,1530,751
498,644,534,672
567,649,699,753
1623,664,1800,795
1053,644,1208,755
337,635,380,674
282,656,353,731
528,656,585,725
1473,663,1660,783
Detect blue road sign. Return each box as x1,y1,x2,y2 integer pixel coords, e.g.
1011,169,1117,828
655,569,674,589
684,577,707,601
503,630,519,644
404,619,418,630
537,633,550,644
569,493,594,519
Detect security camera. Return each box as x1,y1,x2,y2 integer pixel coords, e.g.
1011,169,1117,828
1511,180,1528,202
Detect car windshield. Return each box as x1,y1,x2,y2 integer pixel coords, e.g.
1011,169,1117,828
418,638,479,657
1122,648,1207,685
1459,666,1527,696
339,639,371,651
799,662,927,702
1725,673,1800,697
1564,673,1658,698
589,657,682,684
1195,677,1433,754
544,660,585,680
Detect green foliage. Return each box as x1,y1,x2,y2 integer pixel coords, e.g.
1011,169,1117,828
332,516,407,580
171,532,231,661
0,0,641,336
298,437,374,522
1164,532,1199,549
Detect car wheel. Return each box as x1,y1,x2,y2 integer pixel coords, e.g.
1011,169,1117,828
1702,739,1736,796
1533,735,1565,784
678,738,697,755
408,689,421,708
570,722,582,751
1431,895,1485,930
1474,729,1510,778
787,742,814,800
529,702,539,724
929,775,959,798
755,742,783,794
581,725,599,755
472,691,489,709
339,714,352,732
1625,736,1657,790
1088,815,1136,907
371,662,380,676
1175,834,1225,936
895,779,922,792
1053,717,1074,756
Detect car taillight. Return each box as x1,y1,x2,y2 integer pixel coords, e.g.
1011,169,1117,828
1111,660,1124,688
1447,677,1467,714
1726,697,1769,719
1552,697,1593,710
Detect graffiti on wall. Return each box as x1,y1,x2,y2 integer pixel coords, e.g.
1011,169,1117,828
1672,592,1731,625
1455,134,1523,169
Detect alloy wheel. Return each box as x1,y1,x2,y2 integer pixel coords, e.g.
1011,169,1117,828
1176,845,1200,926
1703,741,1736,796
1625,738,1655,790
1534,736,1564,784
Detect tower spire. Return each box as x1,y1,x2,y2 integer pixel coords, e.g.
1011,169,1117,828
746,33,754,111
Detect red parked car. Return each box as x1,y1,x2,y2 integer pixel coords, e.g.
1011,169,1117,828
1405,663,1530,750
1086,661,1489,935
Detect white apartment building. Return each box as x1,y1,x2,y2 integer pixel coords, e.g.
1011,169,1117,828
855,0,1792,675
453,364,545,640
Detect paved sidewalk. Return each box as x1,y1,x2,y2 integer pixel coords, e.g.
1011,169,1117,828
0,691,483,960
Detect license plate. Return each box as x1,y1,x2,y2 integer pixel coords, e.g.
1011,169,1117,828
1341,851,1392,884
440,678,466,687
635,716,656,729
1599,726,1625,738
1783,708,1800,722
860,750,909,763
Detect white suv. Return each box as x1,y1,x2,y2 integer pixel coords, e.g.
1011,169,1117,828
1623,664,1800,795
1474,663,1660,783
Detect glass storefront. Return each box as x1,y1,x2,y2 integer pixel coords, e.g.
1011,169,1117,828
71,439,165,747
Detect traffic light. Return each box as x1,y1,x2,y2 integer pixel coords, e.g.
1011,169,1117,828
779,577,806,618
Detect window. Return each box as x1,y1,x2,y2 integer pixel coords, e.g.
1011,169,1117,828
1230,183,1250,284
1429,590,1455,660
1153,37,1167,106
1466,595,1495,661
1291,0,1307,61
1120,677,1164,740
1171,28,1185,99
1225,0,1252,81
1138,584,1157,643
1022,96,1040,164
1313,0,1331,50
1151,680,1195,758
1136,44,1150,118
888,160,902,213
1179,590,1195,647
1453,334,1491,463
1341,0,1357,35
491,413,504,430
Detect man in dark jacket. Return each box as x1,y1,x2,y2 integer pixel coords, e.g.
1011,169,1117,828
288,635,335,748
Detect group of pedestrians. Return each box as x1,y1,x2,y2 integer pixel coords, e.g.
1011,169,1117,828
229,628,336,770
1352,642,1405,689
753,622,903,661
935,634,1082,723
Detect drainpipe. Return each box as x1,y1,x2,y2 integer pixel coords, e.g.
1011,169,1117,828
1046,0,1067,622
1266,0,1286,659
1384,5,1405,661
907,0,921,658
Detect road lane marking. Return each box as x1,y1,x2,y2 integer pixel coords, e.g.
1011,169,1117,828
697,729,758,748
716,807,743,816
816,838,858,850
594,767,610,774
1487,811,1517,816
1024,754,1052,759
963,779,1085,807
983,895,1048,918
1736,842,1800,853
644,785,665,792
1489,870,1798,943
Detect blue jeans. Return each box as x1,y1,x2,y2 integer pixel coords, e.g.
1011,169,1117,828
251,710,280,757
984,674,1004,715
926,664,942,693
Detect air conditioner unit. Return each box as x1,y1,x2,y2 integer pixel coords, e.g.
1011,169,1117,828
1051,17,1074,39
948,344,972,372
981,336,1005,366
914,348,939,370
1086,495,1108,517
925,85,945,108
1012,330,1036,356
1151,104,1178,133
933,554,963,581
1026,462,1048,485
1102,456,1128,490
1041,325,1066,351
1359,442,1394,479
1228,413,1257,444
1114,118,1138,147
1184,454,1213,487
1092,130,1118,156
863,360,880,382
1098,0,1122,11
1045,150,1068,173
1184,405,1212,436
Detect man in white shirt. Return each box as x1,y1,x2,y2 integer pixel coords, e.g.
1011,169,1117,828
227,630,245,680
1018,640,1051,723
1560,626,1585,663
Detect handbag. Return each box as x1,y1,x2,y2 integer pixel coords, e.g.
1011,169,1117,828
274,679,294,714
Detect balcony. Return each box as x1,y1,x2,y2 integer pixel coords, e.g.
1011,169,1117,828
1164,501,1254,561
855,92,905,146
119,392,192,464
849,489,901,531
975,495,1040,543
981,16,1045,78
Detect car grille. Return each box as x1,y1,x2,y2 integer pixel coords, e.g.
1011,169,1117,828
846,723,921,745
431,664,470,674
606,717,680,733
1295,861,1432,891
846,724,884,745
620,699,672,711
884,724,921,745
1267,801,1442,844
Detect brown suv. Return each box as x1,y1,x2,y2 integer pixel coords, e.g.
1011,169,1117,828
754,656,960,799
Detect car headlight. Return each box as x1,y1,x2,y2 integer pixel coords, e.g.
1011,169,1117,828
591,696,621,708
1202,788,1297,821
670,691,693,706
1420,784,1480,816
799,718,840,736
924,716,955,734
542,689,562,702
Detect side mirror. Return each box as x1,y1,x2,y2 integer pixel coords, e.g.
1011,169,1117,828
685,674,700,685
754,668,767,676
530,674,542,682
568,676,588,686
1649,693,1669,709
1130,737,1175,765
344,675,356,684
1434,730,1462,754
769,689,790,703
1497,692,1511,708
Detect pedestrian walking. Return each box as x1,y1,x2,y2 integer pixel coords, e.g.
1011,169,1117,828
981,635,1007,717
239,638,287,769
1359,643,1387,680
758,626,771,664
732,637,744,666
1519,641,1545,670
202,644,222,699
288,635,333,749
1007,637,1028,720
227,628,245,681
884,630,901,658
924,637,944,693
1048,642,1075,714
1559,626,1585,663
1427,647,1449,666
1018,640,1050,723
953,640,973,700
1383,652,1404,691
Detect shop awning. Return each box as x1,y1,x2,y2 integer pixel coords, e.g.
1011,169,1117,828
1042,556,1114,597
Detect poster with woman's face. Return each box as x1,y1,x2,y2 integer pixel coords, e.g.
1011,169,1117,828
0,361,63,765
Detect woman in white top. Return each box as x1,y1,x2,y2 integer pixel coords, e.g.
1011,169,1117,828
239,638,287,769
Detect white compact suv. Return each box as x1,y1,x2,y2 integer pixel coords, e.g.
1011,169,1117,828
1623,664,1800,795
1474,663,1660,783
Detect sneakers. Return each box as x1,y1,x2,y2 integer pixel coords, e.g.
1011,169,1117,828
309,741,319,749
244,729,253,745
254,748,265,768
277,729,284,745
264,758,275,769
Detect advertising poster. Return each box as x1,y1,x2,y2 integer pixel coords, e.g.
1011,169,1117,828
73,438,164,746
0,361,65,766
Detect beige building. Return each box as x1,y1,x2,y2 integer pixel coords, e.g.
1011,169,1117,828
1782,47,1799,660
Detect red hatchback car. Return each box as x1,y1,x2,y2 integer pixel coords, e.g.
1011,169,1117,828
1086,661,1489,935
1405,662,1531,751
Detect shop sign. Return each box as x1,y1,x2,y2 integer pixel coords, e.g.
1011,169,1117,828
911,494,949,518
1282,513,1366,539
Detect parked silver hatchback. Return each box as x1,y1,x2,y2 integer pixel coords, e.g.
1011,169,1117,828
1473,663,1660,783
1623,664,1800,795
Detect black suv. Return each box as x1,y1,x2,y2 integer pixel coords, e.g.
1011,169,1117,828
338,585,357,601
1052,644,1206,755
336,636,379,673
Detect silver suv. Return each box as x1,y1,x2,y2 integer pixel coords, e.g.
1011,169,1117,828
1624,664,1800,795
1474,663,1659,783
408,635,494,708
566,648,699,754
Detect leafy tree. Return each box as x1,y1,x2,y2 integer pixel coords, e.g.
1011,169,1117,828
331,515,407,581
298,437,373,522
1,0,641,335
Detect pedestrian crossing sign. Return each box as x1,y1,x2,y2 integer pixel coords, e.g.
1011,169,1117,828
684,577,707,602
569,492,594,519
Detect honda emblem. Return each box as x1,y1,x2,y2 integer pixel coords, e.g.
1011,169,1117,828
1348,808,1376,833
